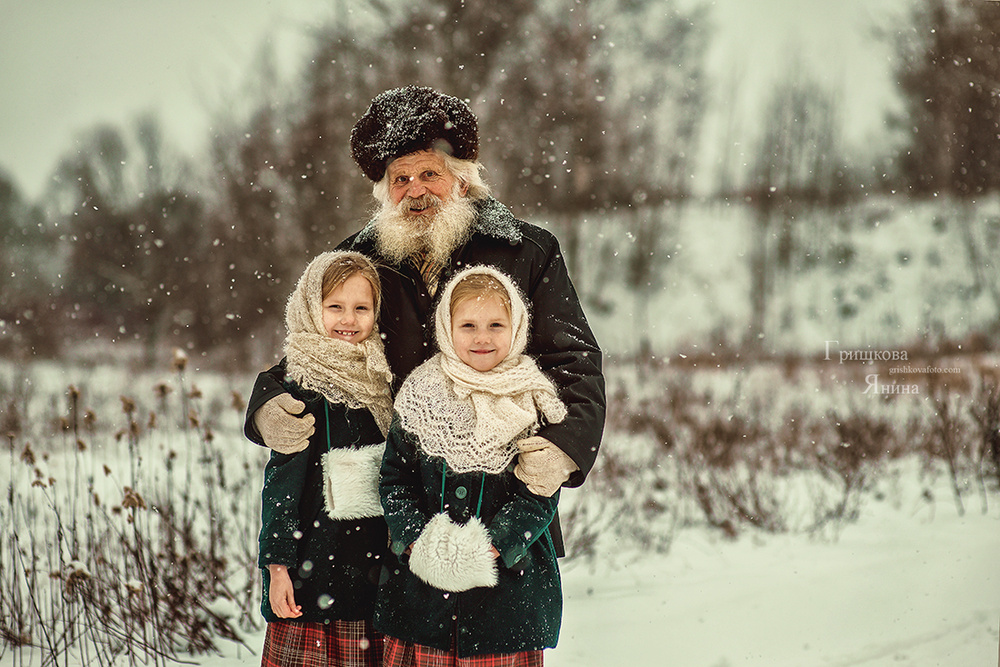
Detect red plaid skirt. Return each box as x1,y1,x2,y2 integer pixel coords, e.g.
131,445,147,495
382,635,543,667
261,619,384,667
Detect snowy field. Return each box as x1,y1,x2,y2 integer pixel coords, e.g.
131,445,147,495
553,480,999,667
69,468,995,667
2,358,996,667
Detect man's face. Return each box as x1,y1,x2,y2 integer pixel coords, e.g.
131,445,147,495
386,150,464,216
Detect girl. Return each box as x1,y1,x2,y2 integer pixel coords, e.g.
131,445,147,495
253,251,393,667
376,265,568,666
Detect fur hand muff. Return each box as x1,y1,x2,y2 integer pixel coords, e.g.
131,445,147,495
408,513,498,592
254,394,316,455
322,444,386,520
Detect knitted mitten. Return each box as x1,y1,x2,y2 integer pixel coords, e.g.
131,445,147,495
254,394,315,455
514,436,578,497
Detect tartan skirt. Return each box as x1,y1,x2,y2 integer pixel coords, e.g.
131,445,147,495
382,635,543,667
261,619,384,667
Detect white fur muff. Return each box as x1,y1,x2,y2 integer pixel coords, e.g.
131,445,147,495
408,513,498,592
321,443,386,520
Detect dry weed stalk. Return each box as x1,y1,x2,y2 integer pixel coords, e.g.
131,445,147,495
0,360,264,665
564,358,997,561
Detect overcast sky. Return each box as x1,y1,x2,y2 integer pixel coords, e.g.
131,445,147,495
0,0,912,200
0,0,326,199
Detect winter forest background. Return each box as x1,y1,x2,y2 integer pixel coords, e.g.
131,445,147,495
1,0,999,665
2,0,1000,363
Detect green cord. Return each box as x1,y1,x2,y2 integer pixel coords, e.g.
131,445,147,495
440,461,448,514
475,472,485,517
324,402,333,451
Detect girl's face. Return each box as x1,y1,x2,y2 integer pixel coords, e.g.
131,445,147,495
322,273,375,344
450,294,512,372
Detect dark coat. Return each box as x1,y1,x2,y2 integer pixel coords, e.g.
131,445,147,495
375,417,561,657
245,196,606,553
253,364,390,623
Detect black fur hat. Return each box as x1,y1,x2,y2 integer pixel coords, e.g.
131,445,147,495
350,86,479,182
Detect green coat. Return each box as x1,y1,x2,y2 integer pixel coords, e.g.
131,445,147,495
256,374,389,624
375,417,562,656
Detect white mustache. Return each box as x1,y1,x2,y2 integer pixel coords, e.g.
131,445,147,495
399,193,442,214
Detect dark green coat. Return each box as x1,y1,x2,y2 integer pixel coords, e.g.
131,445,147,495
375,417,562,656
255,370,389,624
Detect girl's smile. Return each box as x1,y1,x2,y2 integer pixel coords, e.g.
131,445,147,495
322,274,376,343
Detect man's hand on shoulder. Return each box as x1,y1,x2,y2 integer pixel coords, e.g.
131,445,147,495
514,436,579,497
254,394,315,454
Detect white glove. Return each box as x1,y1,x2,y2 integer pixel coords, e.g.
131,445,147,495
253,393,315,454
514,436,579,497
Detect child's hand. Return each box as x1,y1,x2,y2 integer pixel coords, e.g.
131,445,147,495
255,394,315,454
267,564,302,618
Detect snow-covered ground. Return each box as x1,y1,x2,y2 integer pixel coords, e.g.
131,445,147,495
552,492,999,667
37,467,987,667
2,356,999,667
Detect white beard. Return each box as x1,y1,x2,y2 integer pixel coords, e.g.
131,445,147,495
373,189,477,266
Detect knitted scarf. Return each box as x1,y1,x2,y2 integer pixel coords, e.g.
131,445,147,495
283,251,394,435
394,265,567,473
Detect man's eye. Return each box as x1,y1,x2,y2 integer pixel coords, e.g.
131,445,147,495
423,171,438,179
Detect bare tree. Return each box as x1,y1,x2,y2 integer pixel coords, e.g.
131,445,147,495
744,71,852,350
283,13,397,253
54,125,141,317
888,0,1000,329
17,0,716,364
42,115,221,361
0,170,53,356
604,0,708,354
891,0,1000,196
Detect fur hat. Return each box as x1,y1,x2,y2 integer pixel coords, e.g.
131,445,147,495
350,86,479,182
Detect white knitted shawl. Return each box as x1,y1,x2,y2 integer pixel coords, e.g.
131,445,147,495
283,251,394,435
394,265,567,474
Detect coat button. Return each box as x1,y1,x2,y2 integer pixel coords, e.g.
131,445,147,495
454,486,468,499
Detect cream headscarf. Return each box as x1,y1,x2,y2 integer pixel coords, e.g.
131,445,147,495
283,251,394,435
394,265,567,473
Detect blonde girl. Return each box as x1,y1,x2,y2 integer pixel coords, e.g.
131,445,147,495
376,265,567,667
251,251,393,667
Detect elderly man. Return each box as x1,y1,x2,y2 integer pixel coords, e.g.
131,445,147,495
245,86,605,553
